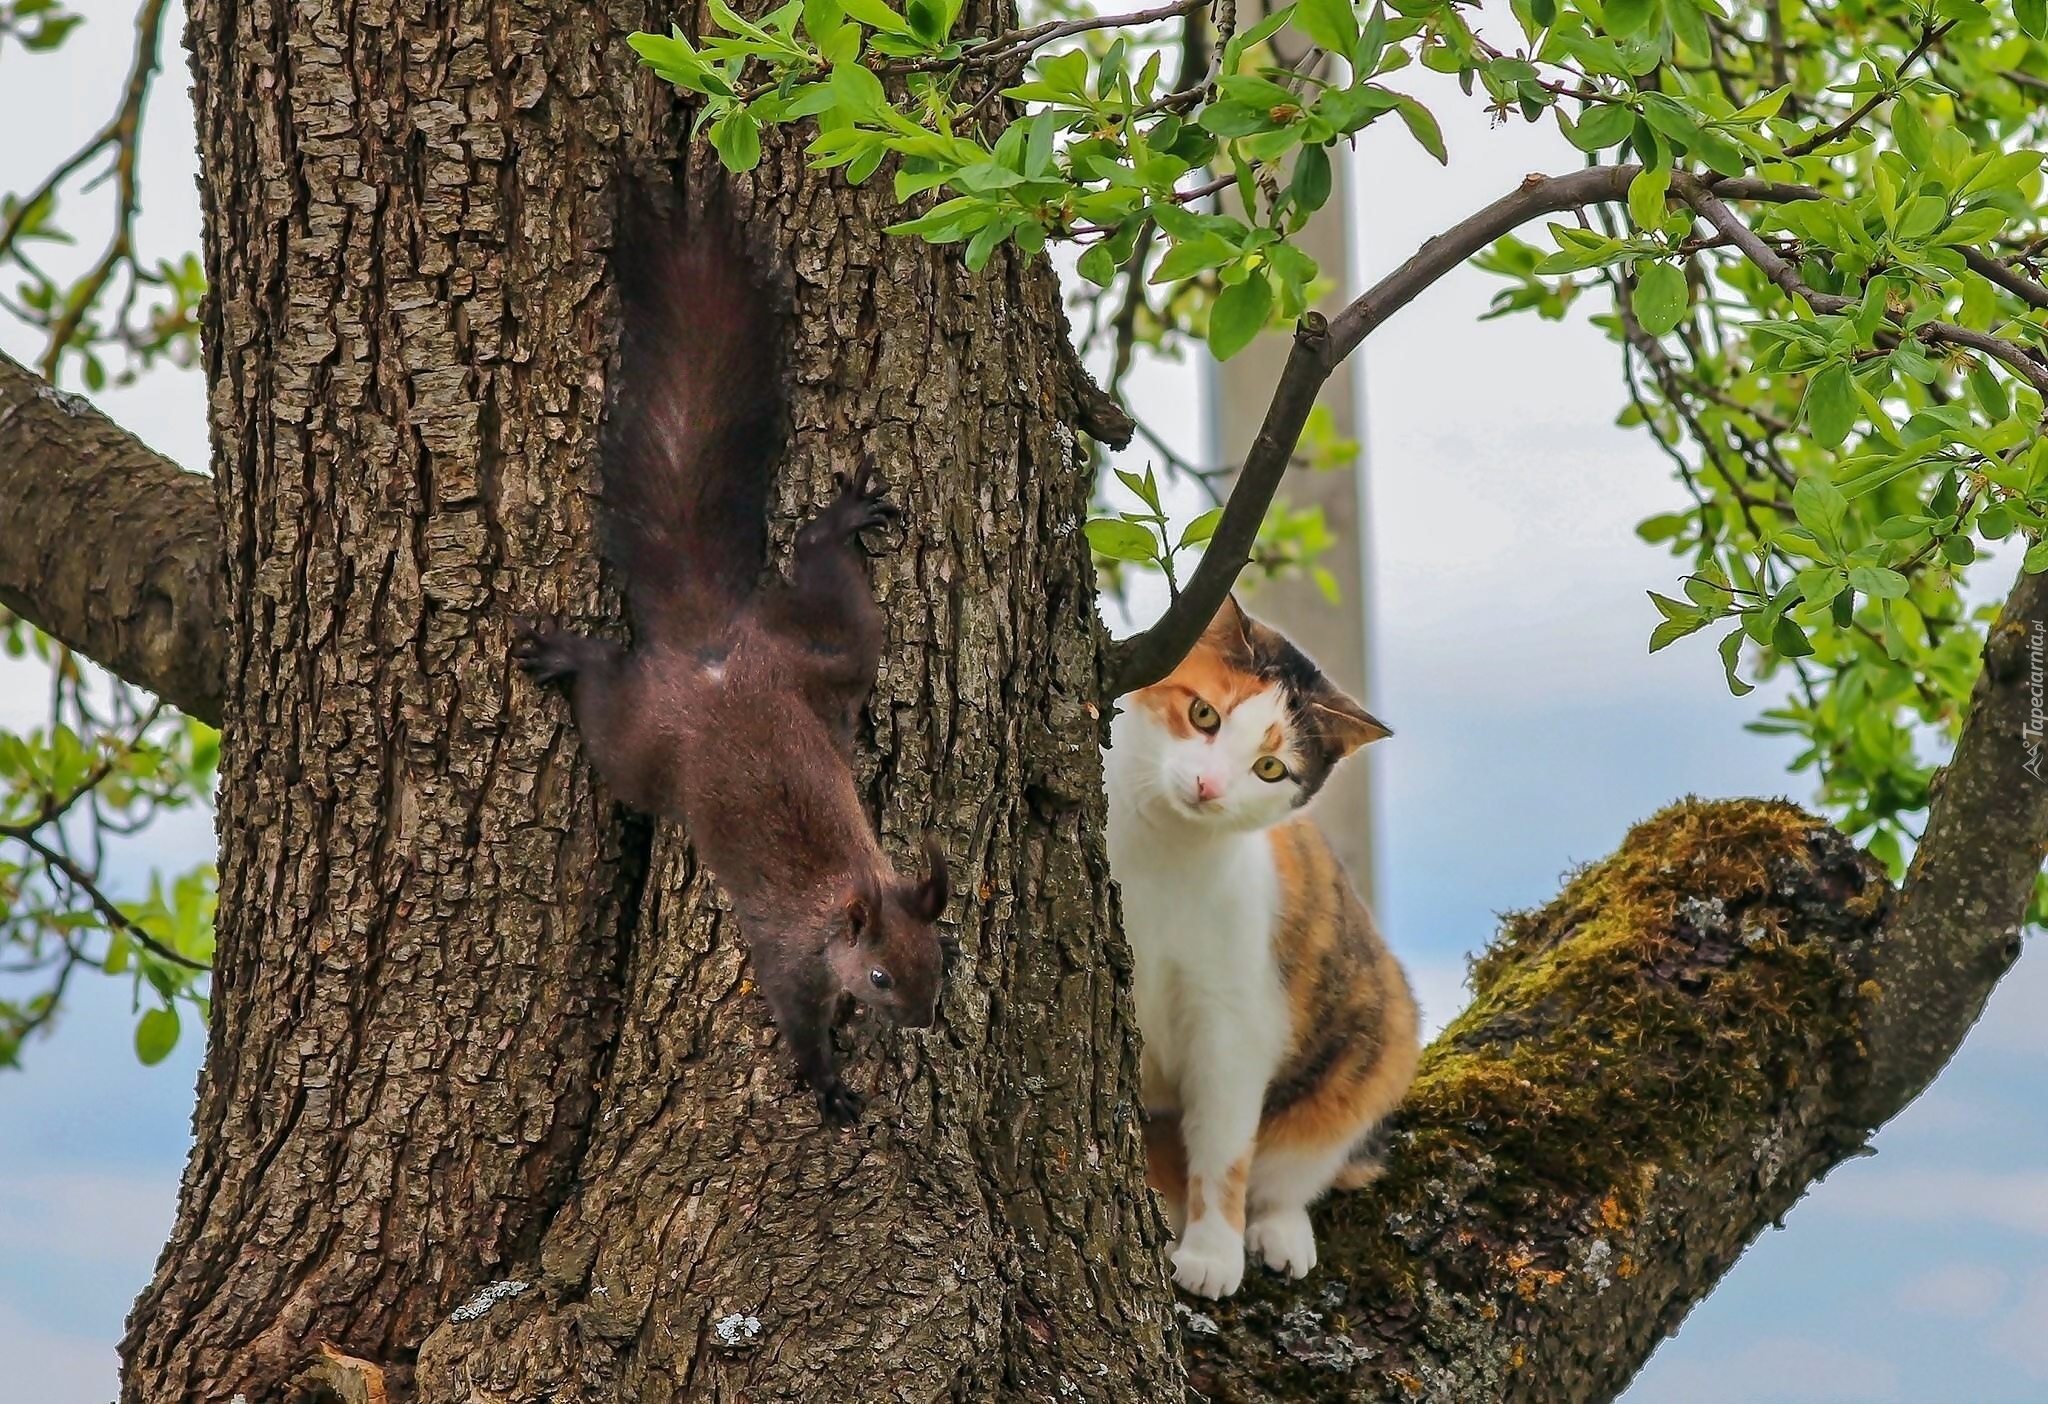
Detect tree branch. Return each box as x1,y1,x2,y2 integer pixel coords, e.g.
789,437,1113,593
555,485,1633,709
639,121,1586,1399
1184,554,2048,1401
1777,19,1954,161
1854,562,2048,1121
1961,247,2048,313
1105,165,1635,696
1676,174,2048,398
0,349,224,723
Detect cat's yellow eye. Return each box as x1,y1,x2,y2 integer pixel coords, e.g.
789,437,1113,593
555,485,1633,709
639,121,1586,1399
1253,755,1289,782
1188,698,1221,733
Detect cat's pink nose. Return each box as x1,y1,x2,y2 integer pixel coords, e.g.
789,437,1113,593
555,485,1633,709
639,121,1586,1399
1194,776,1222,803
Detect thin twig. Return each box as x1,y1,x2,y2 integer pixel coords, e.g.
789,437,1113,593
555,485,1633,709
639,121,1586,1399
1779,20,1954,161
1676,173,2048,397
14,828,207,971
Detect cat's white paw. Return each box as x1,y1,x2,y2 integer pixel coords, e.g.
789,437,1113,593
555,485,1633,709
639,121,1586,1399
1170,1222,1246,1299
1247,1209,1318,1279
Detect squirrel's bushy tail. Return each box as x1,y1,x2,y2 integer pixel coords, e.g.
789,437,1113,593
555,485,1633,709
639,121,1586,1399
602,188,779,649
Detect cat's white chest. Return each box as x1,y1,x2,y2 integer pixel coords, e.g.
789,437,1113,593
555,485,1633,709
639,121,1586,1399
1107,810,1291,1110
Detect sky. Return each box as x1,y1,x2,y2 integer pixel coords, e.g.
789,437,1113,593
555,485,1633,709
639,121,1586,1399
3,2,2046,1400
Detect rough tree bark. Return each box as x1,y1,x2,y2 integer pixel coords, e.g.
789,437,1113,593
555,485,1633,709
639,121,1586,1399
0,0,2035,1400
112,0,1171,1400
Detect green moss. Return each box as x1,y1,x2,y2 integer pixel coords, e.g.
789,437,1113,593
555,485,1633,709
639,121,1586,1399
1407,797,1878,1199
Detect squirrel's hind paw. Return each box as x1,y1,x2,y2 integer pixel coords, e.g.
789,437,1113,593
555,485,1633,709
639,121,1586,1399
814,1076,866,1127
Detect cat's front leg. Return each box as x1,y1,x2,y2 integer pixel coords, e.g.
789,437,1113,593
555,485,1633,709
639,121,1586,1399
1169,1058,1267,1299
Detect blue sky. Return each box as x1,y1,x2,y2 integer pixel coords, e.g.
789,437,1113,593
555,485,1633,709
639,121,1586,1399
3,3,2046,1400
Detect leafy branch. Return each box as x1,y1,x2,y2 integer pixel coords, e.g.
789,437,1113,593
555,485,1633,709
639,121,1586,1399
0,0,200,387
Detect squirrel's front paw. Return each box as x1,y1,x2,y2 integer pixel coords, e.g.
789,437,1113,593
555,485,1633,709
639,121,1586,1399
824,464,900,536
814,1076,866,1126
513,622,577,686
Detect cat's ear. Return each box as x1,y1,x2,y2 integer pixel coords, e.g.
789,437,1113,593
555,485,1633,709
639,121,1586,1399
1199,594,1255,657
1311,684,1391,758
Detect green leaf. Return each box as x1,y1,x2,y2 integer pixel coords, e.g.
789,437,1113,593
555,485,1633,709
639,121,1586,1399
1718,628,1755,696
1605,0,1659,37
1772,614,1815,658
1848,565,1908,599
2021,0,2047,39
1086,518,1159,561
1151,236,1240,283
1636,511,1690,544
1566,103,1636,151
1650,615,1709,651
135,1005,180,1065
1292,144,1333,213
1892,99,1933,168
1631,261,1688,336
1077,242,1117,287
1393,95,1446,163
840,0,912,31
1803,363,1857,450
1792,471,1850,544
1209,271,1274,361
1627,164,1670,232
964,217,1008,271
2026,539,2048,573
1179,508,1224,548
710,107,763,172
1117,466,1164,513
1294,0,1360,61
1970,361,2011,422
1648,590,1701,623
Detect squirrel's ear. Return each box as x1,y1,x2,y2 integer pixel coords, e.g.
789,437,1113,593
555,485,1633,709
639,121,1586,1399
905,835,950,923
839,886,873,944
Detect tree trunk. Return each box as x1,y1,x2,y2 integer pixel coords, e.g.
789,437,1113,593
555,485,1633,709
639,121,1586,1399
118,0,1172,1400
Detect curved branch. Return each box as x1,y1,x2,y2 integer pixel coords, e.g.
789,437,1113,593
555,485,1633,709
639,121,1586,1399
1106,164,1636,696
1102,163,2048,699
1677,174,2048,397
1962,248,2048,312
0,349,224,724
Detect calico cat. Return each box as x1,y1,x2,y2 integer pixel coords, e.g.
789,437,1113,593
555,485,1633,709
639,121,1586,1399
1105,595,1419,1299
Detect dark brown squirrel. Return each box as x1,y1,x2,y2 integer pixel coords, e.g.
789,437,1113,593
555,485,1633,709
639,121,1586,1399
514,190,949,1125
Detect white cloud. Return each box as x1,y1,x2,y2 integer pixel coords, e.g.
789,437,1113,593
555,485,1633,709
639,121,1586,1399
1894,1262,2009,1321
1632,1335,1901,1404
1812,1167,2048,1237
1986,1269,2048,1380
0,1301,118,1404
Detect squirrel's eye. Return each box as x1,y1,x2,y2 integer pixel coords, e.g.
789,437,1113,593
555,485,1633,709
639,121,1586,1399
1188,698,1220,732
1253,756,1289,782
869,968,893,991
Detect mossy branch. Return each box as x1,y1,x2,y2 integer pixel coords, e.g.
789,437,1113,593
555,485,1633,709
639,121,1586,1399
1183,798,1890,1403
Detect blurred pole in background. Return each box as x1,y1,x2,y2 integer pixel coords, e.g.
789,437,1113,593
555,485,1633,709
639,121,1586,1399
1209,140,1377,899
